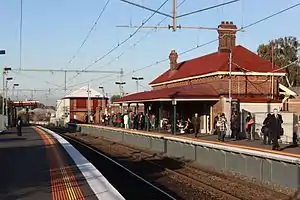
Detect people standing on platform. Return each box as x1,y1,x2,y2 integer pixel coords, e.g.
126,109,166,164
230,112,240,140
192,113,201,137
269,108,283,150
123,113,129,129
16,116,23,136
213,113,220,135
216,113,227,142
150,114,156,131
262,113,272,145
245,113,254,141
183,118,193,133
133,113,139,130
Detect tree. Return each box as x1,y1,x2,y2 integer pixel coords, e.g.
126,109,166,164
257,36,300,87
110,94,121,103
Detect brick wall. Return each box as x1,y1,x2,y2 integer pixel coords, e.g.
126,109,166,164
152,75,279,97
212,98,223,118
287,99,300,113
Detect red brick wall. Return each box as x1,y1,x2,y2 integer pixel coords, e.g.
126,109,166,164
152,75,279,97
69,98,108,123
76,99,87,108
287,99,300,113
212,99,223,118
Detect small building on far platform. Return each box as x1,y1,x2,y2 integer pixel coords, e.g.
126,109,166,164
115,21,286,134
55,86,108,125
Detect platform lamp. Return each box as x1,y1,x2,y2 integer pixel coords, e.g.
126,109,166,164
99,86,105,96
132,77,144,92
2,67,11,115
5,77,13,116
13,83,19,100
99,86,106,114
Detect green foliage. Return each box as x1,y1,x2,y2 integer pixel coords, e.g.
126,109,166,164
110,94,121,103
257,36,300,87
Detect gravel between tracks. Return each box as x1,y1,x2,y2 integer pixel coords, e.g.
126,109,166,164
65,132,299,200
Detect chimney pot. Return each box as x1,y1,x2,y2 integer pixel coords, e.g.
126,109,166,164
169,50,179,70
217,21,237,52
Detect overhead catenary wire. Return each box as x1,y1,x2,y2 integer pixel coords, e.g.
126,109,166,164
66,0,170,85
32,1,300,98
62,0,111,70
59,0,189,91
97,2,300,86
101,0,188,70
64,40,300,92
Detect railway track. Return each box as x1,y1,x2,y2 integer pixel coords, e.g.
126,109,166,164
46,125,299,200
109,139,294,200
55,130,242,200
59,133,179,200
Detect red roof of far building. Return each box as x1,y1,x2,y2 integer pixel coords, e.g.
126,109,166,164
114,84,220,103
150,45,285,85
114,84,282,103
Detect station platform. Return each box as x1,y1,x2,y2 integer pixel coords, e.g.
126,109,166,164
183,133,300,155
0,126,124,200
82,124,300,157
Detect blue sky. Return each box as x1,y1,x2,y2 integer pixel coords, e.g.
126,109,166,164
0,0,300,105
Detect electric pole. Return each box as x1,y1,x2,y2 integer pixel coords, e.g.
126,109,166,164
115,68,126,96
2,67,11,115
118,0,242,32
87,84,91,123
5,77,13,116
132,76,144,92
12,83,19,100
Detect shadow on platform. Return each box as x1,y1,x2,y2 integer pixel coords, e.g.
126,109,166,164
0,137,27,142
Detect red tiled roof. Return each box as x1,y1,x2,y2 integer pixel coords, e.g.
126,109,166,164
150,45,285,85
114,84,219,103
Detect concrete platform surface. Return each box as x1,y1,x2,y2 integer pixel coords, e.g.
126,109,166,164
0,126,123,200
84,124,300,156
179,133,300,155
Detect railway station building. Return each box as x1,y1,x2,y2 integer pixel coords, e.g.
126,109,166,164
114,21,286,134
55,86,108,125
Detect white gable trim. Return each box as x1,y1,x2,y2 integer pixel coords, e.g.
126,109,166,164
114,98,219,104
64,86,104,98
150,71,286,87
279,84,297,97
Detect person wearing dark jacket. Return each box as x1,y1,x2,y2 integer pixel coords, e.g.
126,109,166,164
16,116,23,136
269,108,283,150
192,113,200,137
231,112,240,140
262,113,272,145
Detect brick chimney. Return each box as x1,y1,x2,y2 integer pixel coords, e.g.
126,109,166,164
169,50,178,70
217,21,237,52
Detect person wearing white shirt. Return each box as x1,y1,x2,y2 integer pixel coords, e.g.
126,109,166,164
123,113,129,129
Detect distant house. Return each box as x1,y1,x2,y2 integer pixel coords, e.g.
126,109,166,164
55,86,108,124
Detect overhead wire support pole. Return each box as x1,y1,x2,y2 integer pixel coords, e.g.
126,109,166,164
12,68,120,74
116,68,126,96
172,0,177,32
11,68,121,95
19,0,23,70
118,0,241,32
